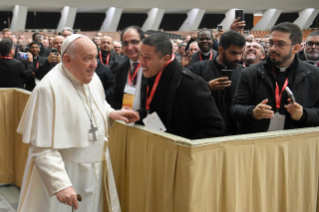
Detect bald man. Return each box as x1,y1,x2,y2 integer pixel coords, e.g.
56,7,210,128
98,36,124,74
35,36,65,80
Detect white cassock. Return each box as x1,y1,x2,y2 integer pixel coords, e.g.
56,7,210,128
16,63,121,212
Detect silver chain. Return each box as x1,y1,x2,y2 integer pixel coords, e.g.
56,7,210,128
62,67,94,124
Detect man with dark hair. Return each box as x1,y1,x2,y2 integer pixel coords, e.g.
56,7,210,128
98,36,124,74
23,42,47,91
92,36,101,49
262,35,271,57
300,31,319,67
138,33,224,139
111,26,145,111
32,33,50,57
189,30,246,135
230,22,319,134
0,38,33,88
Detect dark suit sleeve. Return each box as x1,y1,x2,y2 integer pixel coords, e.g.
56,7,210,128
35,59,53,80
103,67,115,104
19,61,33,82
230,69,256,122
189,77,225,139
111,65,124,109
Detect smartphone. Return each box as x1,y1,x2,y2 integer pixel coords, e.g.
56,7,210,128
18,52,28,60
285,87,295,103
221,69,232,78
235,10,245,29
51,48,57,55
217,25,223,31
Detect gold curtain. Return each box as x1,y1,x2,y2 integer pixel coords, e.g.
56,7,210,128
1,89,319,212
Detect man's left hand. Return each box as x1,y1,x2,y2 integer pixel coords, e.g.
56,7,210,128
284,99,303,121
110,109,140,123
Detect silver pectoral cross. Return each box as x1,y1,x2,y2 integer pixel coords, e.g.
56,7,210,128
89,122,98,141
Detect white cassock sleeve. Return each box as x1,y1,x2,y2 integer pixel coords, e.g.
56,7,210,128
30,144,72,196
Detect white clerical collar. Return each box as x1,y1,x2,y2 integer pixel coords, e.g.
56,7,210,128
62,64,83,85
200,50,211,56
275,65,288,72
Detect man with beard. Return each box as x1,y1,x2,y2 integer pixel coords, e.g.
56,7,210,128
189,30,246,135
35,36,65,80
230,22,319,134
32,33,50,57
98,36,124,74
242,42,265,67
138,33,224,139
299,31,319,67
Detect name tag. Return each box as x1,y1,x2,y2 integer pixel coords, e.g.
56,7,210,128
143,112,167,132
122,85,136,109
268,112,285,131
124,84,136,95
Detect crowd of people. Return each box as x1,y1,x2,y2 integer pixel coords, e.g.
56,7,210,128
1,20,319,139
2,20,319,212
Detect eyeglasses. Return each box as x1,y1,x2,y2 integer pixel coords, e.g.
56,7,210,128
123,40,141,47
269,41,295,50
306,41,319,47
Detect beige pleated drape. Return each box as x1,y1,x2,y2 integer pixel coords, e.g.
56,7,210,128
1,88,319,212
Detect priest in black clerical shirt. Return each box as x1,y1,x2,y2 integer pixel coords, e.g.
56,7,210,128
231,22,319,134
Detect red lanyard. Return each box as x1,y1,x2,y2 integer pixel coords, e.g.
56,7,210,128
128,63,141,85
99,51,110,65
243,63,246,68
0,56,12,59
36,61,39,69
146,59,174,111
272,66,289,109
199,50,213,61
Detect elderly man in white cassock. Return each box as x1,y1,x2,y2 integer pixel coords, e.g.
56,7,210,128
16,34,139,212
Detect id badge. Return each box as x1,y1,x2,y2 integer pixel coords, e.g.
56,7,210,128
268,112,285,132
142,112,167,132
122,85,136,109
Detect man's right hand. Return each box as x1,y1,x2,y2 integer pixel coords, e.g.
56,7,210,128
230,17,246,32
252,99,274,120
48,52,61,63
56,186,79,209
208,77,231,90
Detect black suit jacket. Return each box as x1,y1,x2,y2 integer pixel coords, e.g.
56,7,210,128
230,56,319,134
111,58,145,110
189,58,242,135
21,56,46,91
95,59,115,103
35,58,58,80
138,59,225,139
0,57,33,88
98,50,125,74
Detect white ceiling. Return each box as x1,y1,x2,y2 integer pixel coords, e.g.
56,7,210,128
0,0,318,14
